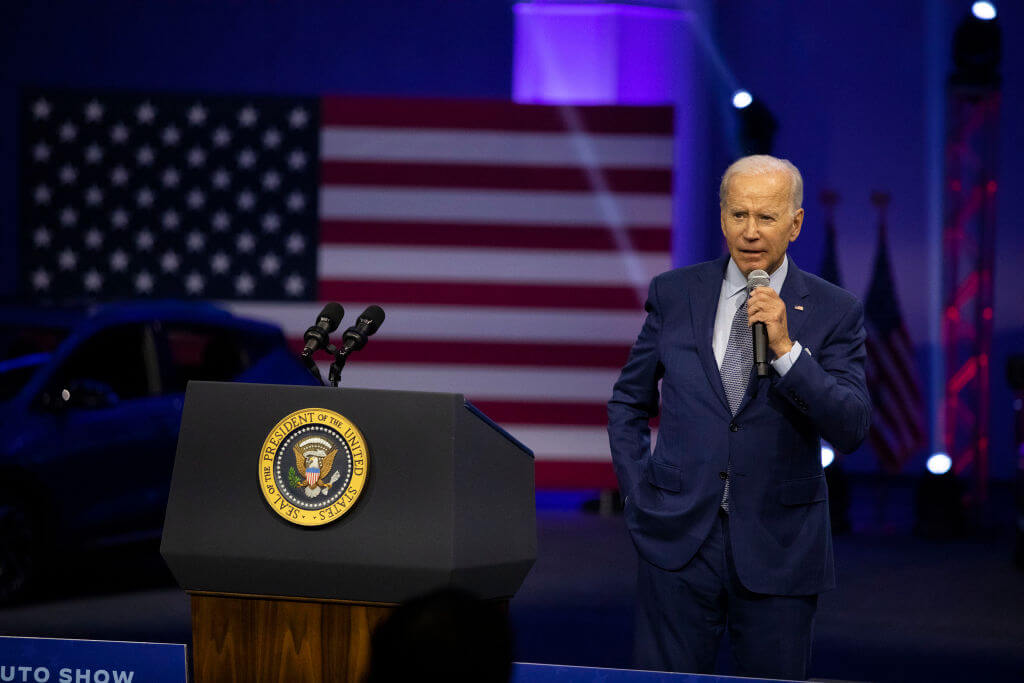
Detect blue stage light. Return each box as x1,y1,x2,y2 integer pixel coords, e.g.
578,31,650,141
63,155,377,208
972,1,997,20
820,445,835,468
732,89,753,109
926,452,953,475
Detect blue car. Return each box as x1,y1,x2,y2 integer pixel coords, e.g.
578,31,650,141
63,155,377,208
0,300,317,602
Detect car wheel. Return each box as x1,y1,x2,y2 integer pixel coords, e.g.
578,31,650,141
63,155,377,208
0,496,37,604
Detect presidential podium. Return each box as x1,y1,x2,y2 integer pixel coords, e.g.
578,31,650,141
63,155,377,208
160,381,537,683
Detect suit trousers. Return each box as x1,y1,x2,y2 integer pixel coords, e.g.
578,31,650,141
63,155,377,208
634,511,818,680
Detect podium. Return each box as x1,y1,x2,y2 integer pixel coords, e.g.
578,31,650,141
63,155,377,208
160,381,536,683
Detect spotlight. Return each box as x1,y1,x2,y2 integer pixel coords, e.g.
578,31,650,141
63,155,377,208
820,445,835,468
915,455,966,538
926,452,953,475
951,2,1001,87
972,1,997,20
732,89,753,109
735,96,777,154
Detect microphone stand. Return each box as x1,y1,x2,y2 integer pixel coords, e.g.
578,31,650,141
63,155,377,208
328,346,352,387
300,343,339,387
301,351,326,386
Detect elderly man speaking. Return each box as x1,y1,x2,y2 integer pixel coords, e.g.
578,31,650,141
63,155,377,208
607,155,870,680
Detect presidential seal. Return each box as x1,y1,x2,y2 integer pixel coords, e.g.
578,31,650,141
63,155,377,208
259,407,369,526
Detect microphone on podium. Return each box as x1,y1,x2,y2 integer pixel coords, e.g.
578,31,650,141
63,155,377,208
328,305,386,387
339,305,386,357
301,302,344,358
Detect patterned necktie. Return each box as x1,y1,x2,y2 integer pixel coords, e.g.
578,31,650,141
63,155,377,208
720,294,753,512
721,295,754,415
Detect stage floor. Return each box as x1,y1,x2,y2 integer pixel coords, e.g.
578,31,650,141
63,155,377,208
1,477,1021,683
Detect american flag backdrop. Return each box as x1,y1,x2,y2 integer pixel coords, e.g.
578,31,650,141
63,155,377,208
19,91,674,488
863,215,927,472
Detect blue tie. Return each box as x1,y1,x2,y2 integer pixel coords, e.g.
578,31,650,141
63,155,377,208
720,295,753,512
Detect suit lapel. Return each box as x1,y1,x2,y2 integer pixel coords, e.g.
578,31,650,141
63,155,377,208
780,258,811,344
690,256,730,413
734,257,810,415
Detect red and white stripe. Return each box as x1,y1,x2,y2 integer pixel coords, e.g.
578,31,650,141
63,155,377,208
229,97,673,488
866,324,927,472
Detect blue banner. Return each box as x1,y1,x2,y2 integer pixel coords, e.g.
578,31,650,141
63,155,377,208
0,636,187,683
512,663,796,683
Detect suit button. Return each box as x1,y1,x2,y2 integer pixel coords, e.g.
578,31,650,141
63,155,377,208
729,422,739,432
719,471,728,480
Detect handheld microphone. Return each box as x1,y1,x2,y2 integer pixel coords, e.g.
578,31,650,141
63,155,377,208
746,270,771,377
339,305,386,356
302,302,344,358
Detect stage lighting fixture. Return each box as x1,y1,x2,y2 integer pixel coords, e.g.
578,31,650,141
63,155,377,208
731,89,753,109
972,1,997,21
951,3,1001,87
735,97,777,155
820,444,835,468
915,456,967,538
926,452,953,475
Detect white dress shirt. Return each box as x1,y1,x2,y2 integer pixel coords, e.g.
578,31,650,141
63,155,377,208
712,255,803,376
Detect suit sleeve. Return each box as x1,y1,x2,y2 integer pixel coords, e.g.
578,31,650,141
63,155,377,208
607,278,665,497
772,296,871,453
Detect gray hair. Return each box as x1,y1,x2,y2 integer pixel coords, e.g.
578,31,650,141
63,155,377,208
719,155,803,211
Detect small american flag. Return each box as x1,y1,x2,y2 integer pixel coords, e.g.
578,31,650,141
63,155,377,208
20,91,674,488
863,215,927,472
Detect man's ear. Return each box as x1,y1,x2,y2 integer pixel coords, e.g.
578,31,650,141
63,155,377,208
789,208,804,242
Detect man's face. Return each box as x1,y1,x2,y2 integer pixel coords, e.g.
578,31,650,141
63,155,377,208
720,171,804,276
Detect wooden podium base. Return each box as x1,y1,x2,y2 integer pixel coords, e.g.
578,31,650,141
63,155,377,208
190,592,395,683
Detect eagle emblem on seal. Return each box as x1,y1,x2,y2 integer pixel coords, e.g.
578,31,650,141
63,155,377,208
260,407,369,527
293,436,339,490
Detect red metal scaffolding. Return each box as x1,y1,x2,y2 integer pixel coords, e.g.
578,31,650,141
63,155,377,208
942,82,998,505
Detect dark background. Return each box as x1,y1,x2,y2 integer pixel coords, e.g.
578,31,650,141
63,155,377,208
1,2,1022,681
2,0,1021,479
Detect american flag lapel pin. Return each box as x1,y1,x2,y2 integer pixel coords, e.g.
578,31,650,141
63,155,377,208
794,305,804,311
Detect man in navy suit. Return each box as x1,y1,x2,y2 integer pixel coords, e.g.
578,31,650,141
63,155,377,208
608,155,870,680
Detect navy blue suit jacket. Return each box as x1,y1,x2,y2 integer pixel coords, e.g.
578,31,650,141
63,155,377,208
607,256,870,596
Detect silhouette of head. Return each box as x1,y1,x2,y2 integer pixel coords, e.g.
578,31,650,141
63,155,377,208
366,588,513,683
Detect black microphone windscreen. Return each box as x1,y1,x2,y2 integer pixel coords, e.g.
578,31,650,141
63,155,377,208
358,305,386,334
319,302,345,331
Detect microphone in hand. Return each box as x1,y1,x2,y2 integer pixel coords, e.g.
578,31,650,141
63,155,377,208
302,302,344,358
746,269,771,377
